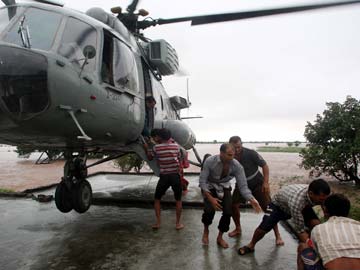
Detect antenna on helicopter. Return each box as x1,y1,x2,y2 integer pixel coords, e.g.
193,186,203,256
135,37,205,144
186,78,191,107
181,78,203,120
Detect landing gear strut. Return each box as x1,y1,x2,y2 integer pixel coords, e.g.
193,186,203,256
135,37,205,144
55,153,92,213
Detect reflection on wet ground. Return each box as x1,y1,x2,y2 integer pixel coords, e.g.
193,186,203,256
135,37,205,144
0,199,297,270
0,147,303,270
1,172,299,270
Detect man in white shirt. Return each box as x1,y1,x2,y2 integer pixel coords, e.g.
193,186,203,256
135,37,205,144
298,193,360,270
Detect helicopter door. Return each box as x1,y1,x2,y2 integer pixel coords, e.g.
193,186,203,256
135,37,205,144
142,63,155,133
100,30,142,138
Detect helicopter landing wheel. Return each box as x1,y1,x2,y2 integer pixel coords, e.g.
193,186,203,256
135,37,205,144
55,181,73,213
72,179,92,214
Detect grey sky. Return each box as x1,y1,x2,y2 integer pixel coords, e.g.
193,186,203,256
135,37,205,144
39,1,360,141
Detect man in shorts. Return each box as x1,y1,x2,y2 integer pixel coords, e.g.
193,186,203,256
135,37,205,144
238,179,330,255
145,128,184,230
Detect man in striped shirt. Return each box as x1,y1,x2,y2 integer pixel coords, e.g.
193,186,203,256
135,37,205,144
298,194,360,270
238,179,330,255
145,128,184,230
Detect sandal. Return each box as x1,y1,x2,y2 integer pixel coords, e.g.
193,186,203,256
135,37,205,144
238,246,254,255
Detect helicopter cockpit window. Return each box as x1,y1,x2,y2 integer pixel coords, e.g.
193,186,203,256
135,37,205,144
1,8,61,50
101,31,139,92
58,17,97,71
112,39,139,92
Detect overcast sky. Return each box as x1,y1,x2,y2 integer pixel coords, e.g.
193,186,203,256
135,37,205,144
42,1,360,141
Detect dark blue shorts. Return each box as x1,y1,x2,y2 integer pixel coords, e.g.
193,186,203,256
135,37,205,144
301,247,324,270
258,203,291,232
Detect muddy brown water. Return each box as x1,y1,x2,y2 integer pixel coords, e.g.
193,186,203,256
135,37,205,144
0,144,311,192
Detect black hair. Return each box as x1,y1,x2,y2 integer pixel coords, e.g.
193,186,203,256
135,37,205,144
324,193,350,217
150,128,161,137
229,136,242,144
220,143,234,153
308,178,331,195
158,128,171,141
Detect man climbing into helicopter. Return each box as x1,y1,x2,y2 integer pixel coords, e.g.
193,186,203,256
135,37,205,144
148,129,189,193
145,128,184,230
142,96,156,139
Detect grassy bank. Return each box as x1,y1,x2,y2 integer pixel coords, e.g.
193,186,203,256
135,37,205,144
0,188,15,193
257,146,304,153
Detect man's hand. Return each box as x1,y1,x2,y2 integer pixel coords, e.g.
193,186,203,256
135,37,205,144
249,198,262,213
210,197,223,211
262,182,270,194
298,232,310,243
204,193,222,211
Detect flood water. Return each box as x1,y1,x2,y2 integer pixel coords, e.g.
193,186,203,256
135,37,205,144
0,143,310,192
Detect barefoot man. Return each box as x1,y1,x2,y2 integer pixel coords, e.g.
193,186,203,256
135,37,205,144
145,128,184,230
199,143,262,248
228,136,284,246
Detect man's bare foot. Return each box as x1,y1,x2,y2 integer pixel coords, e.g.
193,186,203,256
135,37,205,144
276,238,285,246
228,228,242,238
202,232,209,245
217,238,229,249
176,223,184,230
152,223,160,230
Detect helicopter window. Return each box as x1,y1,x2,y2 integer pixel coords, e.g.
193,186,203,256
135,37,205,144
101,31,114,85
58,17,97,71
2,8,61,50
112,39,139,91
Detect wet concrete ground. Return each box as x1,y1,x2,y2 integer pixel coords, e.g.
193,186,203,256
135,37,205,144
0,174,298,270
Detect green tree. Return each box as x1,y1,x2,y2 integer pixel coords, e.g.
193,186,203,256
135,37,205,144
114,153,144,173
300,96,360,186
294,141,301,147
287,142,293,147
15,146,62,161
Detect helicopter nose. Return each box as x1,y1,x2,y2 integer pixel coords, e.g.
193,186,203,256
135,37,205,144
0,45,49,121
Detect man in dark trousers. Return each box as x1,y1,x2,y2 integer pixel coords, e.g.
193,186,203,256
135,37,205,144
199,143,262,248
228,136,284,246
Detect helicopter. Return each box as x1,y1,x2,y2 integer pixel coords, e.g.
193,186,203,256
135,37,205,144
0,0,359,214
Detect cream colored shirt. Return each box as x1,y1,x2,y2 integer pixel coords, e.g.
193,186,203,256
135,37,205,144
311,216,360,265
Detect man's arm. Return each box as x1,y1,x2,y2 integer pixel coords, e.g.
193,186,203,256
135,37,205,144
291,206,308,242
261,164,270,194
298,231,310,243
234,163,262,213
143,143,154,160
199,160,222,211
203,190,223,211
199,160,210,193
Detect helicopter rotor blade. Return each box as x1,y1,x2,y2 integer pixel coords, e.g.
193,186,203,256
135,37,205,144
149,0,360,28
1,0,16,5
127,0,140,14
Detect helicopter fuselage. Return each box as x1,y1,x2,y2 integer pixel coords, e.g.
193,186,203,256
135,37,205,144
0,2,195,153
